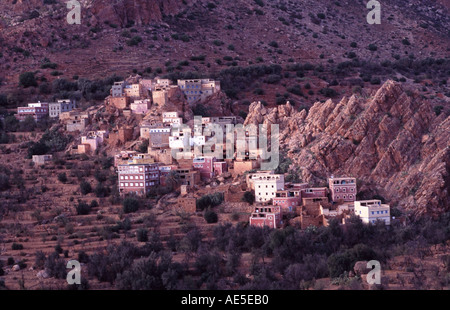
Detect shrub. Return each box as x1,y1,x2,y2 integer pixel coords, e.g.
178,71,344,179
265,74,281,84
45,252,67,279
319,87,338,98
80,180,92,195
127,36,142,46
254,0,264,7
402,38,411,46
76,201,91,215
268,41,279,48
19,72,38,88
242,191,255,204
123,197,139,213
350,42,357,48
368,44,378,51
58,172,68,183
136,228,148,242
204,209,218,223
54,243,63,254
287,85,303,96
12,243,24,250
0,174,10,191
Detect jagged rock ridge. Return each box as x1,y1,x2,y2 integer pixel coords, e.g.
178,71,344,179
245,80,450,216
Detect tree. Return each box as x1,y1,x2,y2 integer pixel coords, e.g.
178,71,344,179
137,139,149,153
19,116,36,132
19,72,38,88
26,141,49,159
242,191,255,204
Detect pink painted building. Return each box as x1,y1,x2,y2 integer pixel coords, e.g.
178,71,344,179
213,161,228,176
193,156,216,180
249,206,282,229
273,190,301,213
328,177,357,202
16,102,49,121
301,187,328,199
118,163,160,196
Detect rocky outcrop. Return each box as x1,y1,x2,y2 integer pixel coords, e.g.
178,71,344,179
244,80,450,216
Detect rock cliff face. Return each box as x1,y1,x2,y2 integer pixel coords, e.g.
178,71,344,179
90,0,190,26
245,81,450,217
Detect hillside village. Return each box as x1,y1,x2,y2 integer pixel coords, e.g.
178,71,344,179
19,74,395,232
1,73,449,291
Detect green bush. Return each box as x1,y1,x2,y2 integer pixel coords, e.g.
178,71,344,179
19,72,38,88
76,201,91,215
123,197,139,213
80,180,92,195
242,191,255,204
136,228,148,242
57,172,68,183
12,243,24,250
127,36,142,46
268,41,279,48
204,209,218,223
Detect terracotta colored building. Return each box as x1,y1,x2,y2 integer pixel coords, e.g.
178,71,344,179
273,190,301,213
177,196,197,213
301,187,328,199
249,205,282,229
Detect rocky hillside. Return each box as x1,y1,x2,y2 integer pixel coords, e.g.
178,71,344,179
0,0,449,108
245,80,450,216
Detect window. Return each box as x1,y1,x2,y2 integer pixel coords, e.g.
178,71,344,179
336,188,339,192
